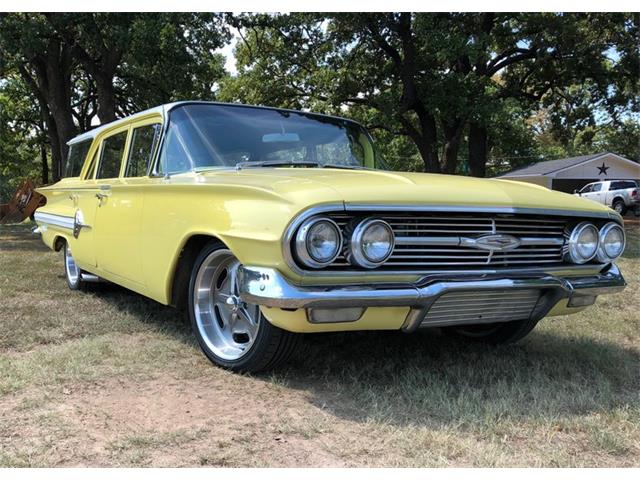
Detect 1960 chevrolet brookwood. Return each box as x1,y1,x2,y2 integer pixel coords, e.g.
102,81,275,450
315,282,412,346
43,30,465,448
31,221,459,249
34,101,627,372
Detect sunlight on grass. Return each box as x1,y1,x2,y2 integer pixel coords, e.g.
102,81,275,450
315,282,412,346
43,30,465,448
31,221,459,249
0,222,638,466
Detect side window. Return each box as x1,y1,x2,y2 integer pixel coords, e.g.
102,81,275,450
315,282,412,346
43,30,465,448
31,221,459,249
125,124,161,177
96,131,128,179
580,184,593,193
63,140,92,178
612,181,635,190
592,183,603,192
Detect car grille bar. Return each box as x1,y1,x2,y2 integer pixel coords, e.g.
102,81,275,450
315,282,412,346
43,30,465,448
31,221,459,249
419,288,542,327
327,212,568,271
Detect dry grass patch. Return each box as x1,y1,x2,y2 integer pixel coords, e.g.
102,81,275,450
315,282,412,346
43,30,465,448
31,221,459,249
0,222,638,466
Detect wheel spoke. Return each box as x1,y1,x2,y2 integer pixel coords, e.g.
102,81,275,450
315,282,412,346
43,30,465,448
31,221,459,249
192,249,261,361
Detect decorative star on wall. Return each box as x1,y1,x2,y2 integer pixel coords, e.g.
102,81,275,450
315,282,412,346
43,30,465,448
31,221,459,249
597,162,610,175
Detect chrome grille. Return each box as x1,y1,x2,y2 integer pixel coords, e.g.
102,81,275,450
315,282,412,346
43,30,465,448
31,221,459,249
327,212,567,271
420,289,541,327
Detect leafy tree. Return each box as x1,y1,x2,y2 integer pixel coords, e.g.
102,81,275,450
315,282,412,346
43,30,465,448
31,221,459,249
0,81,42,201
0,13,78,180
45,13,230,122
220,13,637,176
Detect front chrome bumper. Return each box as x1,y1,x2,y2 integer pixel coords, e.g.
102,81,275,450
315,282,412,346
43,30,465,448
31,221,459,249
238,264,626,330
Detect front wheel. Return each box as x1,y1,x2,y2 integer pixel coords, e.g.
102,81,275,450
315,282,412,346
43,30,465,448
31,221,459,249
442,317,540,345
188,242,300,373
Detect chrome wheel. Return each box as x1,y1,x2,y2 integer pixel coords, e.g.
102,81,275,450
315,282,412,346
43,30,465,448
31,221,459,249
193,249,261,361
64,243,80,287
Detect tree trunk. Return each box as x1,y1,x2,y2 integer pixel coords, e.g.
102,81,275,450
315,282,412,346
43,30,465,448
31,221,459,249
95,75,117,123
40,143,49,185
45,112,63,182
442,119,464,174
414,110,440,173
468,122,488,178
415,136,440,173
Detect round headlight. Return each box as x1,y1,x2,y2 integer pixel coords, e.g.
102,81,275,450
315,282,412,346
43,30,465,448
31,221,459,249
566,222,599,264
596,222,625,262
348,218,395,269
294,217,342,268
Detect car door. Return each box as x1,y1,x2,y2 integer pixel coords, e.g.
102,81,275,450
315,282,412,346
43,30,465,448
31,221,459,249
578,183,594,199
590,182,605,203
68,144,102,269
93,120,162,286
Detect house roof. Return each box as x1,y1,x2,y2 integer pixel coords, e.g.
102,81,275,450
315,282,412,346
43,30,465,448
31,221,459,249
499,153,612,177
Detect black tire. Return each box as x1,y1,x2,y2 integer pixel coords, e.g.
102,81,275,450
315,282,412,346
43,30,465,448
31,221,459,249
188,241,300,373
63,242,84,291
612,200,627,216
442,317,540,345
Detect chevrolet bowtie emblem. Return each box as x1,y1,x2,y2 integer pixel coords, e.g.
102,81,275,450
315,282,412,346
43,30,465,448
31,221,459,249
461,234,522,252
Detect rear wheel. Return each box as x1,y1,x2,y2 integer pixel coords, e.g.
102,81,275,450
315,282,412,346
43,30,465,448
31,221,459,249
443,317,540,344
188,241,300,373
612,200,627,216
63,242,84,290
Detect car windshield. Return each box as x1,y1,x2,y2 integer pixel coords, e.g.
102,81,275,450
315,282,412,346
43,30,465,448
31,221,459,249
157,104,379,174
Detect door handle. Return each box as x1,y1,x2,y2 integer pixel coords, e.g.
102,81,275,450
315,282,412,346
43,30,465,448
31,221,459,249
95,185,111,202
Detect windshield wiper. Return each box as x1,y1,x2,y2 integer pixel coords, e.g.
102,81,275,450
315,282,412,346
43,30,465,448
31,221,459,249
235,160,321,170
321,163,367,170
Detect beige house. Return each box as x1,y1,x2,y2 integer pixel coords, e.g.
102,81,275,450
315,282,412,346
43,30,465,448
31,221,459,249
498,152,640,193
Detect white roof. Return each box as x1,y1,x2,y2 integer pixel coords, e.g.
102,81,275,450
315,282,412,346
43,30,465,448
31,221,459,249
67,103,178,145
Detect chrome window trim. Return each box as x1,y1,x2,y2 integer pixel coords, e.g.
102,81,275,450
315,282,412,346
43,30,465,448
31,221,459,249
282,203,615,278
34,212,74,232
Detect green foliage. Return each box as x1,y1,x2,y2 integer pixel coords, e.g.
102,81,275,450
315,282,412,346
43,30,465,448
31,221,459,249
0,12,637,188
0,82,42,202
220,13,638,175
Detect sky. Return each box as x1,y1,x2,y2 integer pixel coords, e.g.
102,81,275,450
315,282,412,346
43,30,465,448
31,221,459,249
217,32,239,75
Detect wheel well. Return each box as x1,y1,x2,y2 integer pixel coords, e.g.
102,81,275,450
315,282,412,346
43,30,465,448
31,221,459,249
612,196,625,204
169,234,225,310
53,236,66,252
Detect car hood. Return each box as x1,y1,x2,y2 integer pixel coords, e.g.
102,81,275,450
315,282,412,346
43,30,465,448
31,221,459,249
196,167,614,216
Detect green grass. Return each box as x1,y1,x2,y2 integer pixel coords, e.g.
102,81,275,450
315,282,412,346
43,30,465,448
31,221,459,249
0,221,638,467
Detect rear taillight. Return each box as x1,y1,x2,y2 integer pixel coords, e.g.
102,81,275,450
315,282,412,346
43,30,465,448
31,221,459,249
632,189,638,197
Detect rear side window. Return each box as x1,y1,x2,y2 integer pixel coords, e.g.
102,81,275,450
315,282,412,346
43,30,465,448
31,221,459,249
125,124,161,177
611,181,636,190
63,140,92,178
97,132,128,179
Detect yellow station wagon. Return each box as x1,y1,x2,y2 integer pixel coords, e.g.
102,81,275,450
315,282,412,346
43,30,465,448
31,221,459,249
34,101,627,372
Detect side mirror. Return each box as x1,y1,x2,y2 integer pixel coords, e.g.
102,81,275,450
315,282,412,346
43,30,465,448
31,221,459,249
574,189,579,194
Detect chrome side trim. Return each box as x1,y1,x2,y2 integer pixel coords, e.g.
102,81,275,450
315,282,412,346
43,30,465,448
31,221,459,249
34,211,74,231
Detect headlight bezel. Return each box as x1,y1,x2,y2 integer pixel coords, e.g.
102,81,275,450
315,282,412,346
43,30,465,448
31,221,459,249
294,216,343,269
347,218,395,269
566,221,600,264
596,222,626,263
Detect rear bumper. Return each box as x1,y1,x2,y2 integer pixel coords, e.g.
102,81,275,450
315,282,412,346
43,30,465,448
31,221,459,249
238,264,625,330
